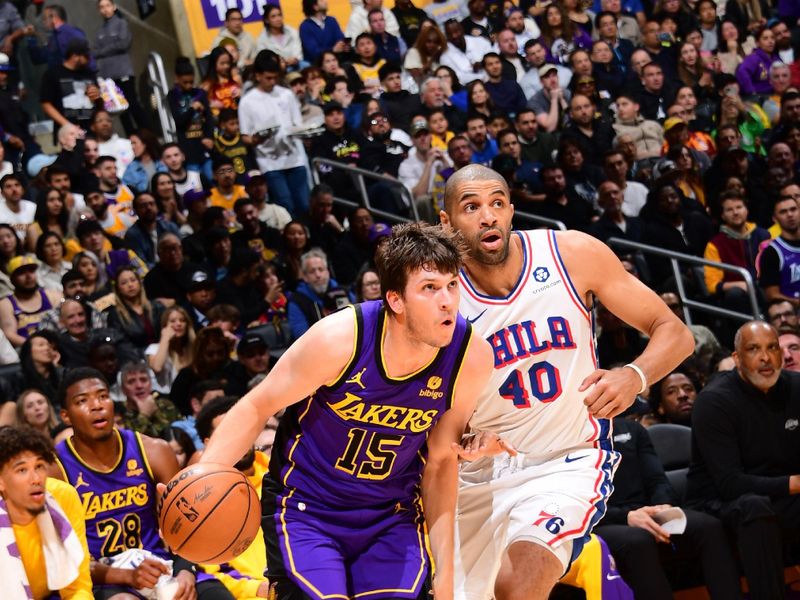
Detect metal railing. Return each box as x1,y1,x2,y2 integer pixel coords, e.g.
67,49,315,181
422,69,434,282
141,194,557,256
607,237,761,325
146,52,176,143
514,210,567,231
311,158,419,223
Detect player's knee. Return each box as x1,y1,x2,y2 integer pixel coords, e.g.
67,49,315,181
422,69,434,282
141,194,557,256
495,541,562,600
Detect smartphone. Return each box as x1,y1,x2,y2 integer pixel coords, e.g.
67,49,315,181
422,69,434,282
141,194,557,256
724,87,737,97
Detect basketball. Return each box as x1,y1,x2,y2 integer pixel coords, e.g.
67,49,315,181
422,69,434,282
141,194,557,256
159,463,261,564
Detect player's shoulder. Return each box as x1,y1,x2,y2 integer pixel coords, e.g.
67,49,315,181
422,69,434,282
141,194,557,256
46,476,81,508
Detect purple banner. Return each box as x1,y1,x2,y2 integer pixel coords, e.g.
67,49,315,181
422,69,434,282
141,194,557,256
200,0,280,29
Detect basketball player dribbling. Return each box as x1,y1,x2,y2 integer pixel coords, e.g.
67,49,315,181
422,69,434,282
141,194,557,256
200,224,494,600
440,165,695,600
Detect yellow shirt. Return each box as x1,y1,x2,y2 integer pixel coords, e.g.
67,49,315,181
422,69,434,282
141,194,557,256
210,185,248,230
200,451,269,599
12,478,93,600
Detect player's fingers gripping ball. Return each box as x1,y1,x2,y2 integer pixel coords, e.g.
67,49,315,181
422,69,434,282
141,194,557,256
159,463,261,563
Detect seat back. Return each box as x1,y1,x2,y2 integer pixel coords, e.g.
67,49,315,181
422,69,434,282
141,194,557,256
648,423,692,504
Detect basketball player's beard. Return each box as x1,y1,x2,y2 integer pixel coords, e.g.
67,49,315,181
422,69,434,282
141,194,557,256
471,226,512,266
234,447,256,472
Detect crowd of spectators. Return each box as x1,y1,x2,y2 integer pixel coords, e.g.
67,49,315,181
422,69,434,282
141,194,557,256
4,0,800,597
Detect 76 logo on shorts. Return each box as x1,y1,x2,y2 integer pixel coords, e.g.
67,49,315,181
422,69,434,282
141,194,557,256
534,510,565,535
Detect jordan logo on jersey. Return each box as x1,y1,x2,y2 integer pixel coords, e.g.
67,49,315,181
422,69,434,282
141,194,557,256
75,472,89,489
346,368,368,390
489,317,576,368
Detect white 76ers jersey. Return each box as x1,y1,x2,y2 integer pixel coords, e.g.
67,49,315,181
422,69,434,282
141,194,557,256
459,230,612,467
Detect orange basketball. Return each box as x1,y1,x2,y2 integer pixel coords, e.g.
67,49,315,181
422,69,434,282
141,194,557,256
159,463,261,564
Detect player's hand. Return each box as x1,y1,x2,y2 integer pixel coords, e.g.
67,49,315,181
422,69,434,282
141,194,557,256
430,570,453,600
579,367,640,419
626,506,671,543
173,569,197,600
86,84,101,102
130,558,169,589
451,431,517,461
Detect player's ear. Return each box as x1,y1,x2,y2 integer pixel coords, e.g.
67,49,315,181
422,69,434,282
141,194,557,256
60,408,71,426
385,289,404,314
439,210,450,227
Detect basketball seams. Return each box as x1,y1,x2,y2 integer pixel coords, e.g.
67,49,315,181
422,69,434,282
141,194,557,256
201,479,258,564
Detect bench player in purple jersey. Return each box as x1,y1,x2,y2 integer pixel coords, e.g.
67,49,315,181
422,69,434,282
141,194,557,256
199,223,494,600
51,367,235,600
440,165,694,600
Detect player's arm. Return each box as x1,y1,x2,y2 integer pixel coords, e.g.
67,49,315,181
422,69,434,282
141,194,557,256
557,231,695,418
201,307,357,468
421,334,493,600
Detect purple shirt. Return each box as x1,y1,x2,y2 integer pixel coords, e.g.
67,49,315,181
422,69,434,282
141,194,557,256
736,48,778,95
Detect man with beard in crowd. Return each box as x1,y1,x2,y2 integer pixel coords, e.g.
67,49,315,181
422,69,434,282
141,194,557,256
0,256,61,348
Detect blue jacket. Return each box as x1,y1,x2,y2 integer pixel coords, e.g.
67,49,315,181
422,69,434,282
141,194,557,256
124,219,181,268
122,159,167,194
288,279,354,339
28,23,94,70
299,16,344,63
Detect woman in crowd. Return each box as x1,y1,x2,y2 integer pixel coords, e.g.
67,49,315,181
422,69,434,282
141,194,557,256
318,50,348,86
354,267,382,302
257,4,303,70
725,0,769,38
677,41,715,99
16,389,58,438
25,187,70,254
151,172,187,229
668,144,707,209
106,266,162,353
72,250,111,302
35,232,71,292
302,65,326,103
171,326,231,416
676,85,715,132
736,26,779,96
466,80,496,119
278,220,310,291
589,41,624,98
201,46,242,117
717,19,755,75
539,4,592,65
164,426,196,469
404,21,446,84
146,305,195,394
19,330,63,405
563,0,594,36
435,65,467,112
715,79,770,154
122,129,165,194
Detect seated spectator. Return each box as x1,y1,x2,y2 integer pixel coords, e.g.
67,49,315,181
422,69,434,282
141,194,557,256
26,188,70,255
704,192,769,306
172,379,225,452
125,192,181,268
163,426,195,469
180,268,217,330
244,173,292,232
595,417,741,598
201,46,242,119
208,156,247,230
298,184,344,257
120,360,179,437
779,326,800,372
0,427,92,599
399,117,451,219
94,155,134,221
435,66,468,114
239,54,309,216
90,109,134,177
558,138,604,211
687,321,800,599
347,33,385,95
758,188,800,307
766,298,799,330
203,226,233,282
142,233,197,307
438,19,487,86
105,266,163,353
224,333,271,397
276,221,310,291
35,233,71,294
86,335,125,403
55,299,91,368
257,5,303,69
15,389,59,437
38,38,102,136
38,270,107,334
483,52,527,115
19,330,63,405
171,326,231,415
380,62,422,133
648,368,699,425
167,57,214,181
0,173,36,240
528,64,571,133
716,76,770,155
71,250,112,304
84,186,132,240
161,142,203,197
149,172,185,235
122,129,165,194
495,130,544,204
420,75,466,133
530,163,595,231
613,93,664,160
216,249,268,327
288,248,353,338
232,197,283,263
603,149,649,218
589,180,644,246
332,207,376,287
515,108,557,166
359,109,410,180
299,0,347,64
736,26,779,97
404,21,446,84
146,305,195,394
464,113,497,167
214,109,257,185
562,94,615,165
0,256,61,348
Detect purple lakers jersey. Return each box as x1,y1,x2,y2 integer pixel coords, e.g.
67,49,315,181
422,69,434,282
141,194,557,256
56,428,168,560
269,300,473,508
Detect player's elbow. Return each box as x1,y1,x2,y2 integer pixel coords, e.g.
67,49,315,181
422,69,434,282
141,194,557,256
673,322,695,361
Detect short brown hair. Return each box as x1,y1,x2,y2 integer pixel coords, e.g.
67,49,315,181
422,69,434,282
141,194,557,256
374,223,465,312
0,426,55,471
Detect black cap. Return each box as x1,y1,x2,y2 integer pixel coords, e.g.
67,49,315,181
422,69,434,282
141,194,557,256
323,101,344,115
186,269,215,292
238,332,268,354
75,218,104,240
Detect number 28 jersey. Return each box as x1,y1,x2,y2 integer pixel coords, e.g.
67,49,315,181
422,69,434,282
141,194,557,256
458,230,612,467
268,300,473,509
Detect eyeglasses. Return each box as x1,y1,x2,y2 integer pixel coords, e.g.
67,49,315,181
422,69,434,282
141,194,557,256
370,117,388,125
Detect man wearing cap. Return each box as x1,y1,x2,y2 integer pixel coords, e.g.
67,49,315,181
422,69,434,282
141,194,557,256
399,116,450,215
285,72,324,126
182,268,217,329
309,100,365,199
519,40,571,99
224,333,272,397
527,64,571,133
245,174,292,231
0,256,61,347
483,52,527,115
0,173,35,240
39,38,102,135
217,249,268,328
